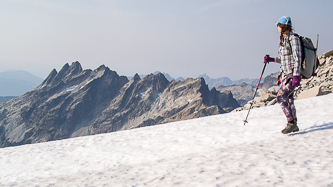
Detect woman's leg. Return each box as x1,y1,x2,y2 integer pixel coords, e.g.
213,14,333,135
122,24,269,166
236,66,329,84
276,76,297,123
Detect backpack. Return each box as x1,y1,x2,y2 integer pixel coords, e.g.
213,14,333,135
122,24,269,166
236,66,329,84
289,34,318,79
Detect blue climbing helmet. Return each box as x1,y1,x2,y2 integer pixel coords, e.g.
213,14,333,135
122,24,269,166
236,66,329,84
275,16,292,26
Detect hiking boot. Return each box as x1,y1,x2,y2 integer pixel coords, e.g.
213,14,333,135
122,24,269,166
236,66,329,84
281,122,299,134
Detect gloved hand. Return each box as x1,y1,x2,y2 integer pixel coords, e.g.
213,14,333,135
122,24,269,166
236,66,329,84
264,56,275,64
292,76,300,87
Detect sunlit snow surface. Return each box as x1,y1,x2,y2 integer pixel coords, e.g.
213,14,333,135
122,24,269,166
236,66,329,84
1,94,333,187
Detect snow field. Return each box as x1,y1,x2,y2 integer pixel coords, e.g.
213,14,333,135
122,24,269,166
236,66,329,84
0,94,333,187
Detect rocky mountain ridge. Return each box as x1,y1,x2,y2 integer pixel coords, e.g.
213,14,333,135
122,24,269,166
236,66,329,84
0,62,240,147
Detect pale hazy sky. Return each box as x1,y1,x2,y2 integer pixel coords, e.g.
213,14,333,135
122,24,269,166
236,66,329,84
1,0,332,80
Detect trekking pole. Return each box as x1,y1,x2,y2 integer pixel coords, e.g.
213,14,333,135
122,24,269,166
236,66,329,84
243,54,269,125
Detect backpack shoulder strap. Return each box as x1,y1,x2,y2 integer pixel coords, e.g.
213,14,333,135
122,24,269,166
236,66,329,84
287,33,301,50
292,33,299,38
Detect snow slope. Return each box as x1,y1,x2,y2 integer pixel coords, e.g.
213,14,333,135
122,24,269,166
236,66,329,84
1,94,333,187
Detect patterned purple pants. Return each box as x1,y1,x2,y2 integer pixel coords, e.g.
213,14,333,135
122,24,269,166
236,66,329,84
276,74,297,123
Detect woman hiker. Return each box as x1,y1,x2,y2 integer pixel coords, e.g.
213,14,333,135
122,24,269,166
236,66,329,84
264,16,302,134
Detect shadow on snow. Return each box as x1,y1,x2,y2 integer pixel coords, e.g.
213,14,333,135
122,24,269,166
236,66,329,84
289,122,333,136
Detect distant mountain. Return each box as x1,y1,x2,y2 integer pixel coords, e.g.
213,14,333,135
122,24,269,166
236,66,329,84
0,70,43,84
128,72,184,82
0,96,17,103
232,78,260,87
198,74,233,89
0,62,240,148
0,70,43,96
198,73,259,89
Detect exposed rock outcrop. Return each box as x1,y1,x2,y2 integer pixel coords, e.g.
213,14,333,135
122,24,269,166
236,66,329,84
294,50,333,99
0,62,240,147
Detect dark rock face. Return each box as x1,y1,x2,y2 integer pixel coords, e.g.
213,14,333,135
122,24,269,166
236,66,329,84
217,83,255,106
0,62,240,147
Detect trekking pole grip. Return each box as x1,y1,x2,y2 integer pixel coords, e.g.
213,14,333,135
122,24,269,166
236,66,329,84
265,54,270,59
264,54,270,64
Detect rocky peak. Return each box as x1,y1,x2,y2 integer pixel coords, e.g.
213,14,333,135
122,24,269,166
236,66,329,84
40,62,84,89
140,73,169,92
132,73,141,81
40,69,58,87
52,63,70,84
95,64,107,72
67,61,83,76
